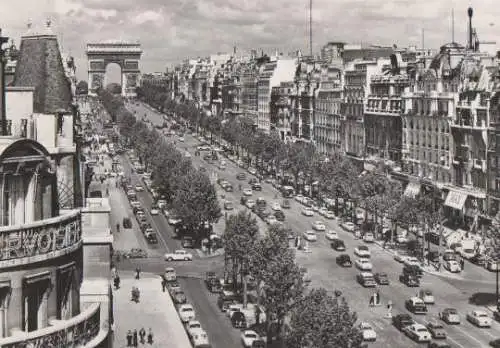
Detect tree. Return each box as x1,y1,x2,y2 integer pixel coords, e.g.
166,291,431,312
286,288,363,348
76,80,88,95
171,169,221,245
223,211,260,306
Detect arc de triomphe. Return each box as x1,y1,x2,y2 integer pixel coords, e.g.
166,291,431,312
86,41,142,97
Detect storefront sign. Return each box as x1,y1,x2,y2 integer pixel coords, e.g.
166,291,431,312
3,304,100,348
0,213,81,261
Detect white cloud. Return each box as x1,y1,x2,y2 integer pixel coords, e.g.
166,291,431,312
132,10,164,26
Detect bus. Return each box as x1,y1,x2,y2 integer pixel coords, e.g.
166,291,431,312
281,186,295,198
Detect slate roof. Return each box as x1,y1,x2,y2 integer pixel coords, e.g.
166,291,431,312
13,33,72,114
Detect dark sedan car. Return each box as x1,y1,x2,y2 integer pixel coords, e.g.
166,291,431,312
274,210,285,221
172,289,187,304
470,254,487,266
122,217,132,229
392,313,415,331
374,272,389,285
331,239,346,251
231,311,247,328
336,254,352,267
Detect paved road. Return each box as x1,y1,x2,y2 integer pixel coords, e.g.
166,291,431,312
126,100,500,348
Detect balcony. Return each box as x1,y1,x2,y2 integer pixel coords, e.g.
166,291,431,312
0,210,82,269
0,303,103,348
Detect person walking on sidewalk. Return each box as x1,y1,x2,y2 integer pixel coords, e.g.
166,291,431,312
133,329,138,347
161,276,167,292
139,328,146,344
126,330,133,346
135,267,141,280
147,328,154,344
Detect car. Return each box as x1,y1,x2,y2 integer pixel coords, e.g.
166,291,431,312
426,321,446,339
312,221,326,231
486,260,500,272
224,201,234,210
243,188,253,196
404,323,431,343
191,330,210,347
182,236,194,248
405,297,428,314
124,248,147,259
355,259,373,271
336,254,352,267
341,222,356,232
363,232,375,243
325,230,339,241
178,304,196,323
439,308,460,324
444,259,461,273
490,339,500,348
266,215,278,225
271,202,282,211
122,217,132,229
251,339,266,348
145,232,158,244
302,230,318,242
164,267,177,282
135,184,144,192
251,183,262,191
245,199,256,209
150,206,159,215
470,254,487,266
392,313,415,331
330,239,346,252
237,173,247,180
357,272,376,287
167,280,181,295
274,210,285,222
374,272,389,285
157,199,167,209
231,311,247,329
324,210,336,220
248,167,257,175
281,199,291,209
418,289,435,304
301,207,314,217
164,249,193,261
399,273,420,287
241,330,260,348
466,310,492,327
186,320,204,338
294,194,305,203
198,145,211,151
359,322,377,342
394,250,410,263
460,248,476,260
168,216,182,225
172,289,187,304
403,257,420,267
354,245,371,258
226,304,243,319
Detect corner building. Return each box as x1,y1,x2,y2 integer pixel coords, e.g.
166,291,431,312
0,23,111,347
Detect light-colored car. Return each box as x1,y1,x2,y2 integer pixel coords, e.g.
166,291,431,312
318,207,328,217
403,257,420,267
354,245,371,258
271,202,282,211
178,304,195,323
294,194,305,203
466,310,492,327
439,308,460,324
157,199,167,209
359,322,377,342
243,188,253,196
404,323,431,342
363,232,375,243
245,199,256,209
191,330,210,347
341,222,356,232
324,211,336,220
394,250,410,263
150,207,159,215
325,230,338,240
248,167,257,175
241,330,260,348
226,304,243,318
303,230,318,242
460,248,476,260
301,207,314,217
168,216,182,225
164,250,193,261
444,259,461,273
135,184,144,192
418,289,435,304
164,267,177,281
266,215,278,225
312,221,326,231
355,258,373,271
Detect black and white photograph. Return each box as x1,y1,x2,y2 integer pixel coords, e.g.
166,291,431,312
0,0,500,347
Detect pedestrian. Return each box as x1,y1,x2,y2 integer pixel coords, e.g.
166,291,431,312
369,294,374,307
147,328,154,344
461,258,465,270
376,291,380,306
133,329,138,347
126,330,133,347
114,275,120,290
139,327,146,344
135,267,141,280
161,277,167,292
116,223,120,233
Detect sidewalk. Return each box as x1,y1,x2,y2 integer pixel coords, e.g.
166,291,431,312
112,271,192,348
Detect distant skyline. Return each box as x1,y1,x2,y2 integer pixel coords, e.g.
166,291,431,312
0,0,497,82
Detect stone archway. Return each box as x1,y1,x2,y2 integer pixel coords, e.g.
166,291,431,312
86,41,142,97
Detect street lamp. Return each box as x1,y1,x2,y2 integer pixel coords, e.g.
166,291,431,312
497,260,500,312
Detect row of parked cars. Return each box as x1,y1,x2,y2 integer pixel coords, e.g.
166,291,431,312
124,183,159,244
164,268,211,348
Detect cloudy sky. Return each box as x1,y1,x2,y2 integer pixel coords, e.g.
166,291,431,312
0,0,497,82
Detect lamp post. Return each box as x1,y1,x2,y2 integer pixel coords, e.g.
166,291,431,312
0,29,9,136
497,260,500,312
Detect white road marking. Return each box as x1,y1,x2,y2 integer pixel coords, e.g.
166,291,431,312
446,334,467,348
453,325,487,346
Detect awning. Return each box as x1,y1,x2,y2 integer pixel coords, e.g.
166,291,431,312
444,190,468,210
0,278,11,288
24,271,51,285
404,182,421,198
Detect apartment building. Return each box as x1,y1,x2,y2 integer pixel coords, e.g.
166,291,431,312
270,81,294,141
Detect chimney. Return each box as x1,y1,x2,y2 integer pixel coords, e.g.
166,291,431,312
0,29,9,136
468,7,473,50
